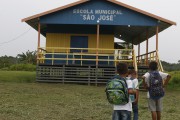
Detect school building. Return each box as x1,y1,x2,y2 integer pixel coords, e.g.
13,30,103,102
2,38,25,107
22,0,176,85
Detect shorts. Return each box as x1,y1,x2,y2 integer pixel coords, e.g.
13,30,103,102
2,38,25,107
112,110,131,120
148,98,163,111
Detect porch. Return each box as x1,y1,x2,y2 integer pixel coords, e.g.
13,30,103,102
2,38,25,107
36,47,163,85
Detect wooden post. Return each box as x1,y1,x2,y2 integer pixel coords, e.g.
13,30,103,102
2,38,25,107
132,40,134,66
156,26,159,61
38,22,41,49
138,36,141,56
37,22,41,64
138,44,140,57
96,22,100,66
146,29,149,65
132,40,134,49
138,36,141,64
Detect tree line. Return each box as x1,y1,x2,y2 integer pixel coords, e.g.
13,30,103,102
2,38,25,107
0,50,36,69
161,61,180,71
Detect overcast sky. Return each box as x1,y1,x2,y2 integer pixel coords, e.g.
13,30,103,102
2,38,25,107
0,0,179,63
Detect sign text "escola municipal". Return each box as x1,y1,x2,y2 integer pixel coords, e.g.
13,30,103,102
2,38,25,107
73,9,123,21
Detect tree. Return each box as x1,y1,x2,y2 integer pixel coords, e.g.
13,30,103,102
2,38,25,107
17,50,37,64
0,55,17,68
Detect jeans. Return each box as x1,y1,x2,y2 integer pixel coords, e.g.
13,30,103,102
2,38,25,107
132,103,138,120
112,110,131,120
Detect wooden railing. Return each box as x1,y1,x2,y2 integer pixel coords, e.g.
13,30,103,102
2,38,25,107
37,47,137,70
137,51,157,66
137,50,163,71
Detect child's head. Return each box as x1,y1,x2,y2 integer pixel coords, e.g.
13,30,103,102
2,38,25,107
116,63,128,76
128,69,137,79
149,61,158,71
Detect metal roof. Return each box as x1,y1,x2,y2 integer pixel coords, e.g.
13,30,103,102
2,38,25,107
22,0,176,45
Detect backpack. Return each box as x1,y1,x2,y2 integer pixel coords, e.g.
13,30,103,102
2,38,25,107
149,71,164,100
105,75,129,105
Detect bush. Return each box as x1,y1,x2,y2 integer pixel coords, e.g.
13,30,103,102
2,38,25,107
0,71,36,83
167,71,180,90
9,64,36,71
171,76,180,84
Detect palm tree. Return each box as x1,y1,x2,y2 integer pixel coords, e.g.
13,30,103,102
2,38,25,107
17,50,37,64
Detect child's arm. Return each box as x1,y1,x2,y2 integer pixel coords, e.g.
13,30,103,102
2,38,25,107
163,75,171,88
134,90,139,104
142,76,148,90
128,89,136,94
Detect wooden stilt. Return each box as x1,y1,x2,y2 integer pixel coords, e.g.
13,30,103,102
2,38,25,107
146,29,149,65
156,26,159,51
37,22,41,64
138,36,141,64
38,22,41,49
96,23,100,66
156,26,159,61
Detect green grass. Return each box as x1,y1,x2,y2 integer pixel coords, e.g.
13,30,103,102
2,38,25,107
0,83,179,120
0,71,35,83
0,71,179,119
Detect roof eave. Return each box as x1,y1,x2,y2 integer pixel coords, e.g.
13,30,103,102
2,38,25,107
22,0,176,26
21,0,89,22
107,0,176,26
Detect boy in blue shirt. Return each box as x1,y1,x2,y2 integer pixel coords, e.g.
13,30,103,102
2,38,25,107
128,70,139,120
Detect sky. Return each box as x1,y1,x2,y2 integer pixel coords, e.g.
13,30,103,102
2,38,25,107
0,0,179,63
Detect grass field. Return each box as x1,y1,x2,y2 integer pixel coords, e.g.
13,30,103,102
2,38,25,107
0,71,35,83
0,82,179,120
0,71,179,120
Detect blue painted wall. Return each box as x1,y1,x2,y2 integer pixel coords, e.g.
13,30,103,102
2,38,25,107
40,0,158,26
45,54,114,66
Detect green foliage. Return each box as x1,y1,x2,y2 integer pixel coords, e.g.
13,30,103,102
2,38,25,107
0,71,36,83
9,64,36,71
17,50,37,65
167,71,180,90
0,55,17,68
161,61,180,71
0,50,37,71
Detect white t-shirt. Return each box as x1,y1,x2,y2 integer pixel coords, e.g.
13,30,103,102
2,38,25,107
143,71,168,98
132,78,139,90
113,79,133,111
130,78,139,102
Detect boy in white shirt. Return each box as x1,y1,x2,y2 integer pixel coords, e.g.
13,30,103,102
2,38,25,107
142,61,171,120
113,63,136,120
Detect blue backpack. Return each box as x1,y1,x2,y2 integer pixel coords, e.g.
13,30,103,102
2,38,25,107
149,71,164,100
105,75,129,105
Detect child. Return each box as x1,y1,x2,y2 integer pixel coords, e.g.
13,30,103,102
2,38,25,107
128,70,139,120
112,63,136,120
142,61,171,120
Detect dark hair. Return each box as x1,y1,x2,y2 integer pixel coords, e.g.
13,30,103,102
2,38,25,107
149,61,158,71
128,69,136,75
116,63,128,75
